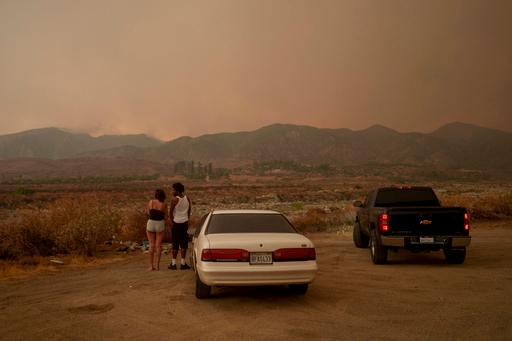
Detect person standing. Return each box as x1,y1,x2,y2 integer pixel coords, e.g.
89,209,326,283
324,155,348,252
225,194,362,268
168,182,191,270
146,189,167,271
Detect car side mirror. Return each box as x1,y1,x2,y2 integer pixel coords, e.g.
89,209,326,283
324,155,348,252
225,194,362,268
353,200,363,208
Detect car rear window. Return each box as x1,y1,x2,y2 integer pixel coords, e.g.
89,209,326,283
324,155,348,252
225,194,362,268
374,188,440,207
206,213,296,234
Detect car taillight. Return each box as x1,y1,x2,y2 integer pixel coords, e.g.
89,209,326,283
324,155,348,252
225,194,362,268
378,213,389,232
273,248,316,261
464,212,470,231
201,249,249,262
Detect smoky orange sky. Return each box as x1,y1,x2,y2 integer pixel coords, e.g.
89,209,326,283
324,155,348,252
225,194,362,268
1,0,511,140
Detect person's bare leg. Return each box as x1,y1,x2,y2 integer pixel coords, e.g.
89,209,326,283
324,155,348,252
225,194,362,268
146,231,156,271
154,231,164,270
180,248,187,265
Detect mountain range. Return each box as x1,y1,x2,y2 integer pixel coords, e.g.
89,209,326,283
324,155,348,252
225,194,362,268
82,122,512,170
1,123,511,173
0,127,162,159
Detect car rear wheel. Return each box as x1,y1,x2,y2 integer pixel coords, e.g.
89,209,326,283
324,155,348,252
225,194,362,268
353,222,369,248
195,272,211,299
444,247,466,264
370,229,388,265
289,283,308,295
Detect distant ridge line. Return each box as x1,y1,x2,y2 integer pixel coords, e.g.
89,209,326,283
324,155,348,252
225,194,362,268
0,122,511,171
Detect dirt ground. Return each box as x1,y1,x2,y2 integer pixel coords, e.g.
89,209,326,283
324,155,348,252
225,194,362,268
1,221,511,341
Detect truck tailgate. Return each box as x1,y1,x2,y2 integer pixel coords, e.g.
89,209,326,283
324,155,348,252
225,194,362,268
387,207,467,236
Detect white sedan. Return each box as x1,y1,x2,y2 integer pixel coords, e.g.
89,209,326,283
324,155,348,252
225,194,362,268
191,209,318,298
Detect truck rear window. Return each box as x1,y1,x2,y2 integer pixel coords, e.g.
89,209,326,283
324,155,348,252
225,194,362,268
206,214,296,234
374,188,440,207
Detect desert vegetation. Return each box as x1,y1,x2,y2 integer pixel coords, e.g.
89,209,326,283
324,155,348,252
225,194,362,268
0,196,120,260
1,176,511,265
440,193,512,220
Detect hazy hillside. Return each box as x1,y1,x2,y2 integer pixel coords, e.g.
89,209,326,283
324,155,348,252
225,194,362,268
1,123,511,171
430,122,512,169
141,122,512,170
0,127,162,159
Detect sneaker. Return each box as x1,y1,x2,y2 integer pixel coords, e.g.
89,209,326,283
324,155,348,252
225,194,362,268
180,264,191,270
168,264,177,270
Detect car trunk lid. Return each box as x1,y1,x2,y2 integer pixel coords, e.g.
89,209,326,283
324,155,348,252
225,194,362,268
204,233,314,252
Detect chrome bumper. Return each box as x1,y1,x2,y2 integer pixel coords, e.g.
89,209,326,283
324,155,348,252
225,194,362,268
197,261,318,286
380,236,471,248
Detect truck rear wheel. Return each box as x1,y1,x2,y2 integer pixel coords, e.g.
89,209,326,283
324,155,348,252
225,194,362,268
444,247,466,264
353,222,369,248
370,229,388,264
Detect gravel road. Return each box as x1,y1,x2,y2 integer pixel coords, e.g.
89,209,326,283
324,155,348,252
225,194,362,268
1,221,511,340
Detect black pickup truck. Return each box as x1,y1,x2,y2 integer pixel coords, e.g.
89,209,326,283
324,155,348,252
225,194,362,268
353,187,471,264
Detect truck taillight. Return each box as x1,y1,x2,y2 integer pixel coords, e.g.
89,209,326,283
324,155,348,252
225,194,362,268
273,248,316,261
464,212,470,231
378,213,389,232
201,249,249,262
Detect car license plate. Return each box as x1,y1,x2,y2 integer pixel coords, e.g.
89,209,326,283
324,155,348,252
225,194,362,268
250,252,273,264
420,236,434,244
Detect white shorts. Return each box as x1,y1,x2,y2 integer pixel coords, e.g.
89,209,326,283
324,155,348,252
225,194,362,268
146,219,165,233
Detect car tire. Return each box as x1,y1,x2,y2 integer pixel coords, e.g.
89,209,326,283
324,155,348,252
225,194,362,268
353,222,369,248
289,283,308,295
370,229,388,265
195,272,211,299
444,247,466,264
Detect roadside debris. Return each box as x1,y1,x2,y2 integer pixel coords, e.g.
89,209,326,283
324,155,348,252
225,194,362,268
50,258,64,265
116,245,129,252
111,241,142,252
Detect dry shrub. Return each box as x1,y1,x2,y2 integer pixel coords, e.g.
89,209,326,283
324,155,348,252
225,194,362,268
441,194,512,220
291,207,355,232
0,211,57,259
119,208,148,242
0,195,121,259
0,226,23,260
53,197,121,256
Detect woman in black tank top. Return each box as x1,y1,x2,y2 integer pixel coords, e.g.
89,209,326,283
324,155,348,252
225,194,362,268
149,208,165,221
146,189,167,271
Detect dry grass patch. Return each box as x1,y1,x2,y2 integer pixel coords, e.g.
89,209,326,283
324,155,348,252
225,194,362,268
119,207,148,242
0,195,121,260
291,206,355,232
441,193,512,220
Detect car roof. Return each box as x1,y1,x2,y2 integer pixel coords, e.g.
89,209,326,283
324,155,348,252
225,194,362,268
211,209,281,215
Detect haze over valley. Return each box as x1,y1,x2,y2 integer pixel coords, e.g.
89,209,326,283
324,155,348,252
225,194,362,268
1,122,511,182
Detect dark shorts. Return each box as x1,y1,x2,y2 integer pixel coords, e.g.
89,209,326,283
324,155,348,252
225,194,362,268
171,221,189,250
